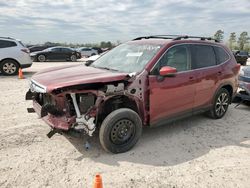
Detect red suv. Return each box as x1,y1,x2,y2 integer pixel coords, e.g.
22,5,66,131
26,35,240,153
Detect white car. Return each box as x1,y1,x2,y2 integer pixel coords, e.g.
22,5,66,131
77,47,98,57
0,37,32,75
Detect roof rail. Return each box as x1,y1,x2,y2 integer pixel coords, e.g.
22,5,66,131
173,35,219,42
0,37,15,40
133,35,176,40
133,35,219,42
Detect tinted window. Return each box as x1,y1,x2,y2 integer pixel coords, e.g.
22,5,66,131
50,48,60,52
152,44,190,74
81,48,91,51
0,40,17,48
214,46,230,64
61,48,72,52
239,51,248,56
191,45,216,69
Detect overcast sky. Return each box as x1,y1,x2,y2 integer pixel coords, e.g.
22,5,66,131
0,0,249,44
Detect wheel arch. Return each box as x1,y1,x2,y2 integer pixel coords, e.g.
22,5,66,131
0,58,21,68
214,83,234,103
97,95,140,125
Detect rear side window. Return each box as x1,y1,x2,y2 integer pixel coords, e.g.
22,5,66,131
61,48,72,52
51,48,61,52
191,45,216,69
214,46,230,64
0,40,17,48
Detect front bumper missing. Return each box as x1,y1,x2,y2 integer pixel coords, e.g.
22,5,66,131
32,100,75,131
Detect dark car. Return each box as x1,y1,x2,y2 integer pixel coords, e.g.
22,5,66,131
30,47,81,62
29,45,55,53
234,66,250,105
233,50,248,66
26,35,240,153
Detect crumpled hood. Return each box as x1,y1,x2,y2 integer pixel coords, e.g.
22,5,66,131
31,64,128,92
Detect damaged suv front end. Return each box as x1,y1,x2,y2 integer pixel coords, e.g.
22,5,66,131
26,42,162,147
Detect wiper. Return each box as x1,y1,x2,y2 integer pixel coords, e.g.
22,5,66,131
94,66,119,72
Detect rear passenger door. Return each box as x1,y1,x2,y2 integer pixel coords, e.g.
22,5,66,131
50,48,62,60
191,44,223,109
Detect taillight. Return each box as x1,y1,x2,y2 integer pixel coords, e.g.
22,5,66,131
21,48,30,53
233,63,241,74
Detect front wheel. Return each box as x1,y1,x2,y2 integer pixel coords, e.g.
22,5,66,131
70,55,77,62
37,54,46,62
207,88,230,119
99,108,142,153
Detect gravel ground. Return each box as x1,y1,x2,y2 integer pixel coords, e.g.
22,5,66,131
0,62,250,188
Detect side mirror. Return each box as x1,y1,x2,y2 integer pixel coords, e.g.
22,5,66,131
159,66,177,77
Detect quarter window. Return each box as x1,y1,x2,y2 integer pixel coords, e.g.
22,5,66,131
191,45,216,69
214,46,230,64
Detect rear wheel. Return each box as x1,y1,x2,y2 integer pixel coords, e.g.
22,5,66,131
0,59,19,75
99,108,142,153
207,88,230,119
37,54,46,62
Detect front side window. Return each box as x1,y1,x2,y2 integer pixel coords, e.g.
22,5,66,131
151,44,190,74
191,45,216,69
91,43,162,73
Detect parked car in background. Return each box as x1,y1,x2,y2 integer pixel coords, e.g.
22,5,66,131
233,50,248,66
77,47,98,57
0,37,32,75
234,66,250,105
30,47,81,62
85,54,100,66
92,47,103,54
26,35,240,153
29,45,55,53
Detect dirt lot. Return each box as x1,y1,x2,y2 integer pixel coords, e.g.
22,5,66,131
0,62,250,188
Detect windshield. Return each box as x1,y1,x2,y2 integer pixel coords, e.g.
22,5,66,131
91,43,162,73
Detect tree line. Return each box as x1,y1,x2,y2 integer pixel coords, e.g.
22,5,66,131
31,41,119,49
214,30,250,52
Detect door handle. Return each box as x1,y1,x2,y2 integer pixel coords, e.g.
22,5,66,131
218,71,222,75
189,76,194,80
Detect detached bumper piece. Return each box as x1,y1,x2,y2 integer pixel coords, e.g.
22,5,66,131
47,129,62,138
26,90,35,100
27,108,35,113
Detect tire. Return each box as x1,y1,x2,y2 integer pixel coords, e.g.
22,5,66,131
91,53,96,56
207,88,230,119
70,55,77,62
37,54,46,62
99,108,142,153
0,59,19,75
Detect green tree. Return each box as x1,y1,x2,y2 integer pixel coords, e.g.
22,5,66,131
214,30,224,42
228,32,236,49
237,31,250,50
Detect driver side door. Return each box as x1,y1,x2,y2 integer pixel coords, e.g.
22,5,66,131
148,44,196,126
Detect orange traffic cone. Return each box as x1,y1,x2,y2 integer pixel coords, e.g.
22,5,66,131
18,68,24,79
92,174,103,188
